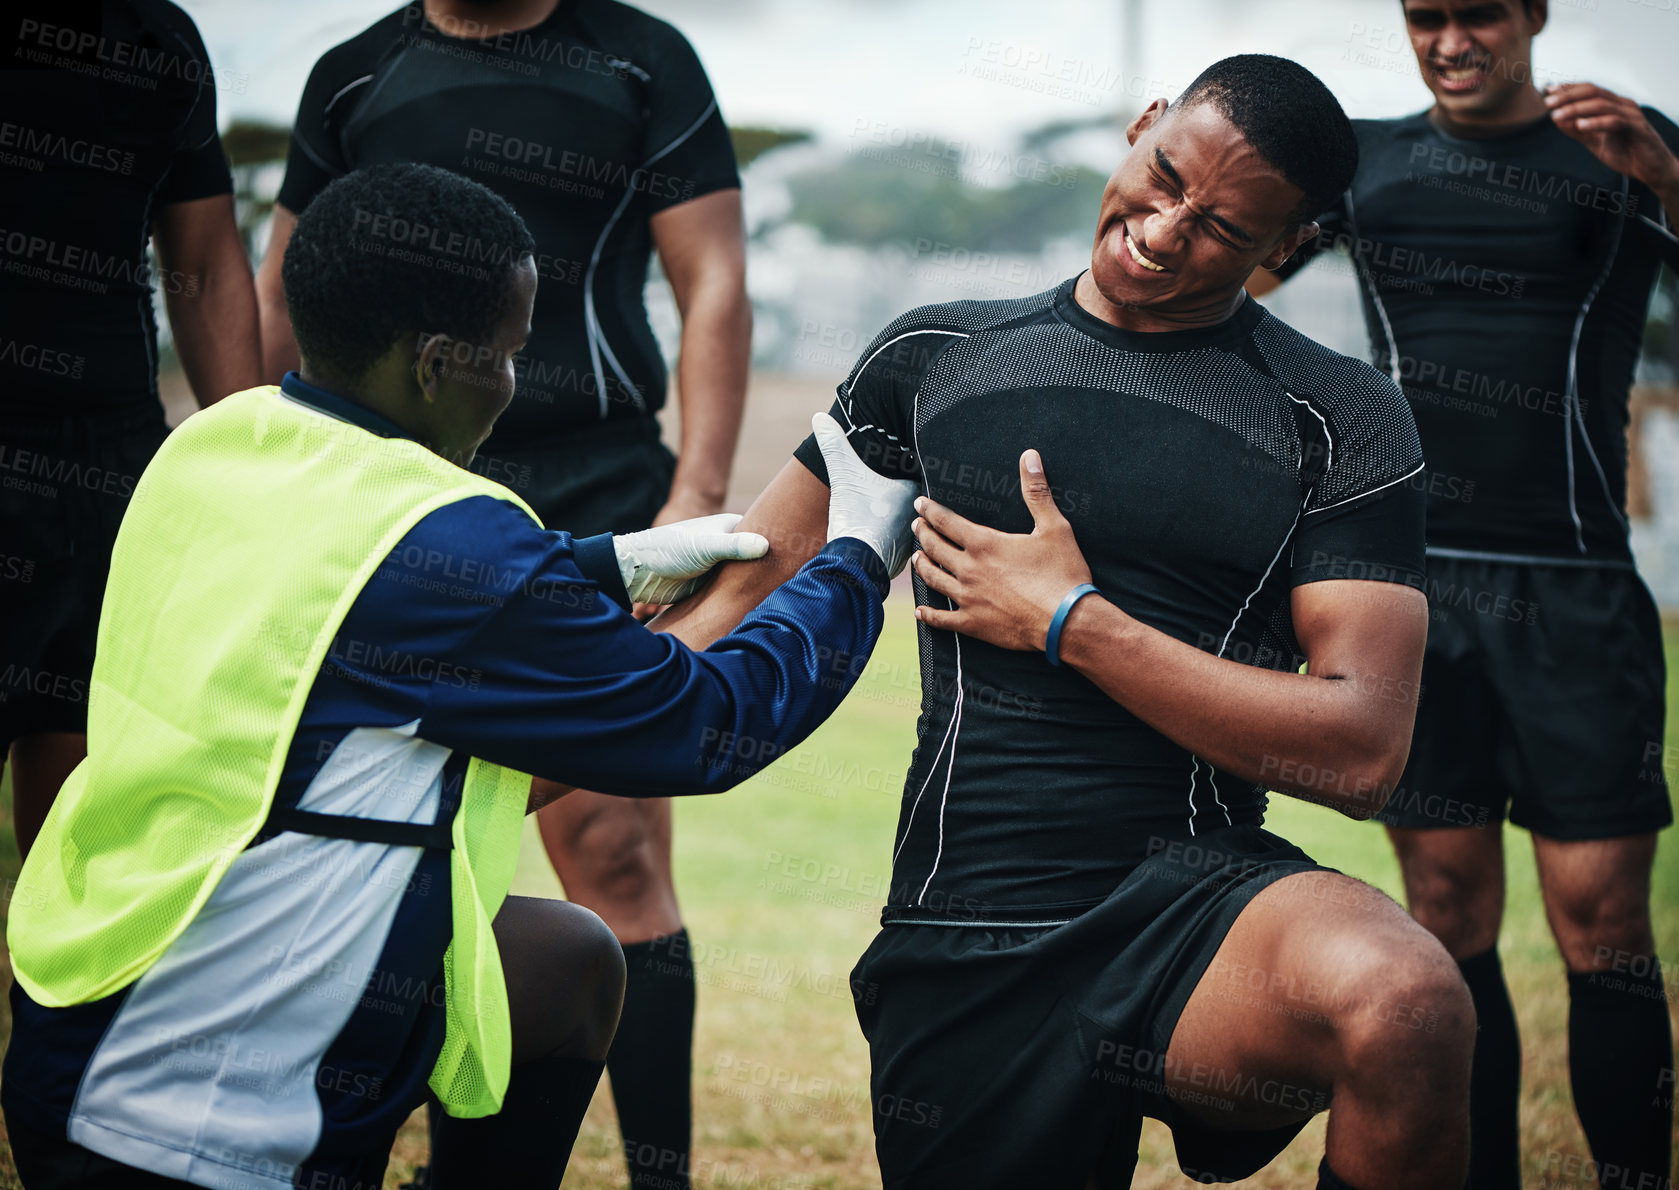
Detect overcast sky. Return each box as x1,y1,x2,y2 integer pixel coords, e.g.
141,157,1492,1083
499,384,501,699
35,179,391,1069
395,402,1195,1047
185,0,1679,154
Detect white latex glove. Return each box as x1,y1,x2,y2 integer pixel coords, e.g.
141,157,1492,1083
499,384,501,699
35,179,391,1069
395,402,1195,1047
813,411,920,578
613,513,769,606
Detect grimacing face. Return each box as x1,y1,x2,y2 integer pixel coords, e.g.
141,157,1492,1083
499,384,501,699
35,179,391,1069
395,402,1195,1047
415,254,538,464
1087,99,1314,322
1402,0,1547,120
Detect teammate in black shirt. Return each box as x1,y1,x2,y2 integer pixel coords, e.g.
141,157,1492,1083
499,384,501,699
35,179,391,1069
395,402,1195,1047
255,4,746,1184
1252,2,1678,1184
661,56,1471,1189
0,0,259,856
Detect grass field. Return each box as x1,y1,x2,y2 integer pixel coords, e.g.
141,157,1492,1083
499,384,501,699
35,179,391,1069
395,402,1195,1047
0,604,1675,1188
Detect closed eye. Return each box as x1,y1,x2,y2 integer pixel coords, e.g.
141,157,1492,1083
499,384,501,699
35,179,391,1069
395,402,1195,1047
1150,168,1240,250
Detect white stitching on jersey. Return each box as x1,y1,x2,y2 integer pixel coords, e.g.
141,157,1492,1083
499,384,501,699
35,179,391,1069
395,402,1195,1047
1302,460,1423,516
905,363,965,906
583,99,723,418
892,693,958,868
916,638,963,905
1186,754,1225,835
1566,176,1631,550
1345,193,1403,388
1287,389,1335,494
583,186,640,417
1426,546,1636,570
323,74,375,117
646,98,719,168
1189,390,1328,835
1193,487,1307,833
845,424,902,444
840,330,970,431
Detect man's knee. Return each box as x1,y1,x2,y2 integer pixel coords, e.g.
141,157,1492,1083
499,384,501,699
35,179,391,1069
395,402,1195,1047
1392,836,1502,955
504,899,627,1062
565,904,628,1061
1335,935,1476,1087
1547,886,1654,971
559,803,662,904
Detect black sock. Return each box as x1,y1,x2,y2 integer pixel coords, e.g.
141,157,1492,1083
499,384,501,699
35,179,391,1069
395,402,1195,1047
1567,964,1674,1188
1457,948,1522,1190
1316,1157,1361,1190
429,1055,606,1190
610,928,696,1190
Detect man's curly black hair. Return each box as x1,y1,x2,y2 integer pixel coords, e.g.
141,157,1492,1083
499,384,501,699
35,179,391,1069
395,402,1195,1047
1174,55,1359,226
282,162,537,384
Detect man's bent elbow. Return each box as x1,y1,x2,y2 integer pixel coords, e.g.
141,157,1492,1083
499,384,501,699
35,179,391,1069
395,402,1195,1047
1332,746,1408,820
1266,746,1403,820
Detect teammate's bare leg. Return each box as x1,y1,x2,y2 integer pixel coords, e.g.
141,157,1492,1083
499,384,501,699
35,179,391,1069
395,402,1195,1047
1164,871,1474,1190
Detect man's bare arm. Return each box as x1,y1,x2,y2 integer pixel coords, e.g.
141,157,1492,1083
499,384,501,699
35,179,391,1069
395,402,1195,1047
151,194,261,407
911,450,1427,818
527,444,885,813
651,457,831,650
649,189,751,525
531,455,830,812
255,204,300,382
1052,579,1425,817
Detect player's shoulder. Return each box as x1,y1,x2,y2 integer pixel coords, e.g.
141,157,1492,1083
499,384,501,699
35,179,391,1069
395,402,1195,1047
573,0,698,63
1250,308,1415,434
305,3,413,83
401,494,559,579
1348,110,1433,152
133,0,210,52
866,284,1064,350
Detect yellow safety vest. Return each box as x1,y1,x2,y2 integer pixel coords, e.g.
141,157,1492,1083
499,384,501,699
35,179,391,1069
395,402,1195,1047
8,386,537,1117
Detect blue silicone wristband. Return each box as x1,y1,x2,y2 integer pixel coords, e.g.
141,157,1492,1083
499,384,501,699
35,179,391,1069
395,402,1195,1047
1045,583,1099,667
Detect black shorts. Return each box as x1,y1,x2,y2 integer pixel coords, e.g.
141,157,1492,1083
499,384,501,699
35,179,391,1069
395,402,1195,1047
0,406,170,755
1378,555,1673,839
853,825,1327,1189
470,415,676,536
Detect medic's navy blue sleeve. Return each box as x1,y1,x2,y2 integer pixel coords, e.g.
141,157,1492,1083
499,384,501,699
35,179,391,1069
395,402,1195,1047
570,531,632,610
327,495,886,797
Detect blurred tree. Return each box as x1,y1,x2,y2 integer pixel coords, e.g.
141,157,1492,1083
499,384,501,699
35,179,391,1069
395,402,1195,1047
730,126,811,170
220,117,292,259
784,145,1106,253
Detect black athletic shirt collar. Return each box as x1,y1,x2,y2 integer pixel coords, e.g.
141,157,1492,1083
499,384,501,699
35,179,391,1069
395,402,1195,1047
1421,106,1555,145
1053,274,1265,354
415,0,577,44
280,371,419,444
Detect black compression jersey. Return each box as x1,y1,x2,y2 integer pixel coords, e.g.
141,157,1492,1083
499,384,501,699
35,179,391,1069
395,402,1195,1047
794,277,1426,921
1275,109,1679,562
0,0,232,415
278,0,739,447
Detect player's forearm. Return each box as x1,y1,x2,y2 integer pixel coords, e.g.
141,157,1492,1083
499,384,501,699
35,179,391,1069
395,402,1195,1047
256,206,301,382
651,459,829,650
164,250,261,408
258,286,301,382
666,279,750,512
1059,598,1410,817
